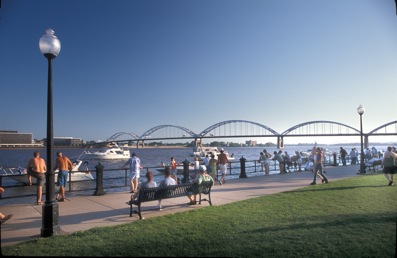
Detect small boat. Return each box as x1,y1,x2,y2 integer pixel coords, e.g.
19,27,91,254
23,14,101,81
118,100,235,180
82,142,130,160
299,151,311,158
193,147,235,161
1,160,94,185
300,149,334,159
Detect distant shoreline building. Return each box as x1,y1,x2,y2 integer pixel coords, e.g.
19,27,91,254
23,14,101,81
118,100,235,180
43,137,83,147
0,130,41,147
0,131,83,148
245,140,257,146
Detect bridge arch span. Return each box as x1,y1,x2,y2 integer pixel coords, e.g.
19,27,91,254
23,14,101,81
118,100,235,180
107,132,140,141
368,120,397,135
282,120,360,136
140,125,198,139
199,120,279,138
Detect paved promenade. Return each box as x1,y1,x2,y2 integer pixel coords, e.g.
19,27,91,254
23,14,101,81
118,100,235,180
1,165,361,247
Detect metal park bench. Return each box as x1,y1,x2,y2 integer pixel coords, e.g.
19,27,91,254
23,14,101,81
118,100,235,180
365,159,382,172
127,181,213,219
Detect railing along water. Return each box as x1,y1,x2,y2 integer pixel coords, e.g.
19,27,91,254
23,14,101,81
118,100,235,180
0,154,362,199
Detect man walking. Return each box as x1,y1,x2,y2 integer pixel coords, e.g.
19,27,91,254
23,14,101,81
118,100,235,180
123,152,143,193
310,147,329,185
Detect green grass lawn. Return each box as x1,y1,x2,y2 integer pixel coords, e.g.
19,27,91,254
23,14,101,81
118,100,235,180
2,173,396,257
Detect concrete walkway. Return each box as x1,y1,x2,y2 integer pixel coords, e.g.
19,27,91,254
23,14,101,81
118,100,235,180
1,165,362,247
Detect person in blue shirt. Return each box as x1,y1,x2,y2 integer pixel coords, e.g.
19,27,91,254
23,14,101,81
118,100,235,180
123,152,143,193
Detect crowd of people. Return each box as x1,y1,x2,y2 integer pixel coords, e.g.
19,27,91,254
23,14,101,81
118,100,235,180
2,145,395,228
122,144,395,216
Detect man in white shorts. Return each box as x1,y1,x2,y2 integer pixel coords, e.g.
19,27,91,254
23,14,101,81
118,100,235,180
123,152,142,193
217,148,229,185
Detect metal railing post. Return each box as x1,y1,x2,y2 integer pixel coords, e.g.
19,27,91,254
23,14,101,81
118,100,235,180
239,157,247,178
182,159,190,183
93,163,105,196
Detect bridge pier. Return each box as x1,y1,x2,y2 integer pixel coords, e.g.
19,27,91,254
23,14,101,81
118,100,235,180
277,137,284,149
136,141,144,148
193,138,202,153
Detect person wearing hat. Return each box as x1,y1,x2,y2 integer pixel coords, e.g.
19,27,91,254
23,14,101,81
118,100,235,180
123,152,143,193
187,165,214,205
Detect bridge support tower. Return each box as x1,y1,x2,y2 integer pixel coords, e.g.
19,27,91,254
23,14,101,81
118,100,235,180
364,135,369,149
277,137,284,149
193,138,202,152
136,140,144,148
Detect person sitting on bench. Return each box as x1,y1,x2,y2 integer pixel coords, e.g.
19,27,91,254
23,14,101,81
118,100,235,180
127,171,158,204
157,166,177,210
187,165,214,205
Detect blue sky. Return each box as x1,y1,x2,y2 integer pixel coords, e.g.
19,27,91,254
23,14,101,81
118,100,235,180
0,0,396,143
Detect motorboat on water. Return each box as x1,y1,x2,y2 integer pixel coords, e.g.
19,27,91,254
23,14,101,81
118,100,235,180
299,148,334,158
192,147,235,161
0,160,94,185
82,142,131,160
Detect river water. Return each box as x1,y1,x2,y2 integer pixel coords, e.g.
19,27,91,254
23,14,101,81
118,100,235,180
0,144,391,198
0,144,390,168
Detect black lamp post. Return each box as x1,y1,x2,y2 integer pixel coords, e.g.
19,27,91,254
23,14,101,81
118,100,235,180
39,28,61,237
357,104,366,174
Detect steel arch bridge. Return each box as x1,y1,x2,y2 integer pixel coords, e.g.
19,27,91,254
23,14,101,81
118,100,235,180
368,120,397,135
277,120,363,148
140,125,198,139
282,120,360,136
198,120,279,138
106,132,140,142
104,120,397,148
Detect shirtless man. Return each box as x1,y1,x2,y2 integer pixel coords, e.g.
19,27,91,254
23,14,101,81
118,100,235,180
217,148,229,185
26,151,46,205
54,152,73,201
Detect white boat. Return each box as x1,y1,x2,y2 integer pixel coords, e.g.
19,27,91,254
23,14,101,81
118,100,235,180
1,160,94,185
300,149,334,159
83,142,131,160
193,147,235,161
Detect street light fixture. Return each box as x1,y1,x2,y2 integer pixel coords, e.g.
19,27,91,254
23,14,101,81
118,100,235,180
357,104,366,174
39,28,61,237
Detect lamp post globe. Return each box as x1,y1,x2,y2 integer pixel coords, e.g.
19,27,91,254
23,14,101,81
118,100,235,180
39,29,61,58
357,104,365,116
39,28,61,237
357,104,366,174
